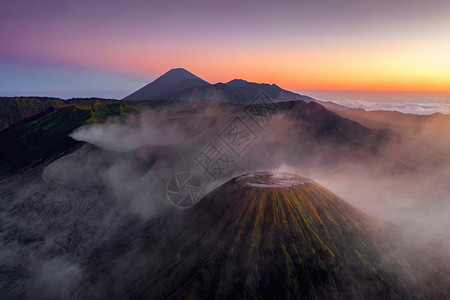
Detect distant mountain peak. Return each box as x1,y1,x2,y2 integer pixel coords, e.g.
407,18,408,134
169,67,188,72
165,67,198,77
122,68,210,101
123,68,314,103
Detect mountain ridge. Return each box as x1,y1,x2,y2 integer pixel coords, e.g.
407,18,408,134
122,68,314,103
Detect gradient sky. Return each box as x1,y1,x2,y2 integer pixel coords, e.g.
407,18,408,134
1,0,450,98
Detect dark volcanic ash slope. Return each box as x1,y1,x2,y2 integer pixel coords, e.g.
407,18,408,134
81,172,407,300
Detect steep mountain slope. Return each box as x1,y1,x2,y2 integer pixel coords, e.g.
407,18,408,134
0,102,138,176
79,172,407,299
284,101,385,149
0,97,63,130
0,106,90,176
122,68,211,101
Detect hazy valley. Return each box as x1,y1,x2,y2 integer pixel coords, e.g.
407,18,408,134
0,69,449,299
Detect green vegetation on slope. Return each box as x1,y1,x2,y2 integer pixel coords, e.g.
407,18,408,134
158,175,399,300
86,101,137,123
0,101,138,175
92,173,408,300
0,97,64,130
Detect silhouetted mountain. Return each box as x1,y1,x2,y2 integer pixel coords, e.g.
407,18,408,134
226,79,314,102
122,68,211,101
123,68,314,103
178,79,314,104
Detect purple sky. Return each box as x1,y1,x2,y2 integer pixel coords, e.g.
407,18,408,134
1,0,450,98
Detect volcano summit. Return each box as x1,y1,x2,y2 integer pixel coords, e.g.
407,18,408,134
79,172,409,299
